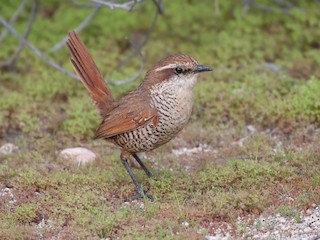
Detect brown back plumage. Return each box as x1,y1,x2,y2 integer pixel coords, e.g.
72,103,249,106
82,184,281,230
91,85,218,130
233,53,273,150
93,88,160,139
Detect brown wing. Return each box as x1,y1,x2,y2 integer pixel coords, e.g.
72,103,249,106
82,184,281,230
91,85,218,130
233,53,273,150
94,91,159,139
66,31,115,116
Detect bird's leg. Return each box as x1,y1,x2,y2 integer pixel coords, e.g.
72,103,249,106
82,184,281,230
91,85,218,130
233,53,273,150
132,153,153,178
121,151,153,201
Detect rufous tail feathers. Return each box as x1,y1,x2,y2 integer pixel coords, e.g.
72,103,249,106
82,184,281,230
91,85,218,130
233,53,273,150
66,31,115,116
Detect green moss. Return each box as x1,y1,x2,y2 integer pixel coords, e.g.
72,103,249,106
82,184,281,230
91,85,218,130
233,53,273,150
194,159,291,191
61,96,99,138
16,111,39,133
13,204,38,224
0,165,17,182
278,205,297,218
151,171,175,197
286,77,320,122
313,173,320,185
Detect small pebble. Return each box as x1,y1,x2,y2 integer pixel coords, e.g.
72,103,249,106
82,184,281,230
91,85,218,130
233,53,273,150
58,147,96,165
206,205,320,239
139,202,145,210
0,187,16,204
181,221,189,228
0,143,18,155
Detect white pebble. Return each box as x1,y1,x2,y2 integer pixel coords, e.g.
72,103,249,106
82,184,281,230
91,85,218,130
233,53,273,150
58,147,96,165
181,221,189,228
0,143,18,155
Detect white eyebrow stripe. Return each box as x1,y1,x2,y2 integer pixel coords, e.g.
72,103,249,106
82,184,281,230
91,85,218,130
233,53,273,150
155,63,178,72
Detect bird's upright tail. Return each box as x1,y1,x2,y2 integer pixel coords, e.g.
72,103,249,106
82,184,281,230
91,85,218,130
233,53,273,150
66,31,115,116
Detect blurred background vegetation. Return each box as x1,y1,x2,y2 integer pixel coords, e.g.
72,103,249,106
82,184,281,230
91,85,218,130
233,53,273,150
0,0,319,239
0,0,319,138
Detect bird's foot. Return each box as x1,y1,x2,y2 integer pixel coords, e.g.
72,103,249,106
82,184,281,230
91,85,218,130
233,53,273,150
131,192,154,202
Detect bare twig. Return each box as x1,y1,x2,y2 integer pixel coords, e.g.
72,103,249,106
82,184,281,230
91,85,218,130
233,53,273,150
242,0,304,13
255,3,278,12
0,0,29,42
110,9,158,85
3,0,38,69
0,0,160,86
49,7,101,52
91,0,142,10
259,63,282,73
57,0,147,54
69,0,96,8
271,0,294,8
114,9,158,71
152,0,164,14
243,0,254,14
0,17,79,80
242,0,277,13
109,52,144,86
214,0,221,16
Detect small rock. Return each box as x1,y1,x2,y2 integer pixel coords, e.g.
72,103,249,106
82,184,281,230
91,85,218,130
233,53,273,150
247,125,256,134
139,202,145,210
303,226,312,233
231,136,248,147
278,217,286,223
0,143,18,155
0,187,16,204
172,143,213,156
206,236,229,240
181,221,189,228
306,209,313,215
58,147,96,165
252,234,260,240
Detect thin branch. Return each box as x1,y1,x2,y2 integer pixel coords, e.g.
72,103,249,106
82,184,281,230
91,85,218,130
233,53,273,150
69,0,96,8
109,52,144,86
152,0,164,14
242,0,305,14
0,17,80,80
91,0,142,10
0,0,29,42
259,63,282,73
58,0,145,54
49,7,101,52
214,0,221,16
3,0,38,69
109,9,158,85
271,0,305,13
242,0,254,14
255,3,278,12
0,0,160,86
114,10,158,70
271,0,295,8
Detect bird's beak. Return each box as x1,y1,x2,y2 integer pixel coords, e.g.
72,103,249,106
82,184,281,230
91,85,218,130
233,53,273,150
194,65,213,73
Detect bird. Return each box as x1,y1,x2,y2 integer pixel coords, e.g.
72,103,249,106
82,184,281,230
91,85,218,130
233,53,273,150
66,31,212,200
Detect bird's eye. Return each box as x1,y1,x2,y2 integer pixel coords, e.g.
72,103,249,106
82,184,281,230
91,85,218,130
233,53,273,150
175,67,183,74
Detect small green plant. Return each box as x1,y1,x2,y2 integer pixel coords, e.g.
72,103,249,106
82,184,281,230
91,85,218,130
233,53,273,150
295,214,302,223
13,204,38,224
278,206,297,218
255,219,262,229
17,111,39,133
61,97,99,137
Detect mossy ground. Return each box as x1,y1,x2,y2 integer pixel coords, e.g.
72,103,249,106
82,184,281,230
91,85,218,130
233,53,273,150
0,1,319,239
